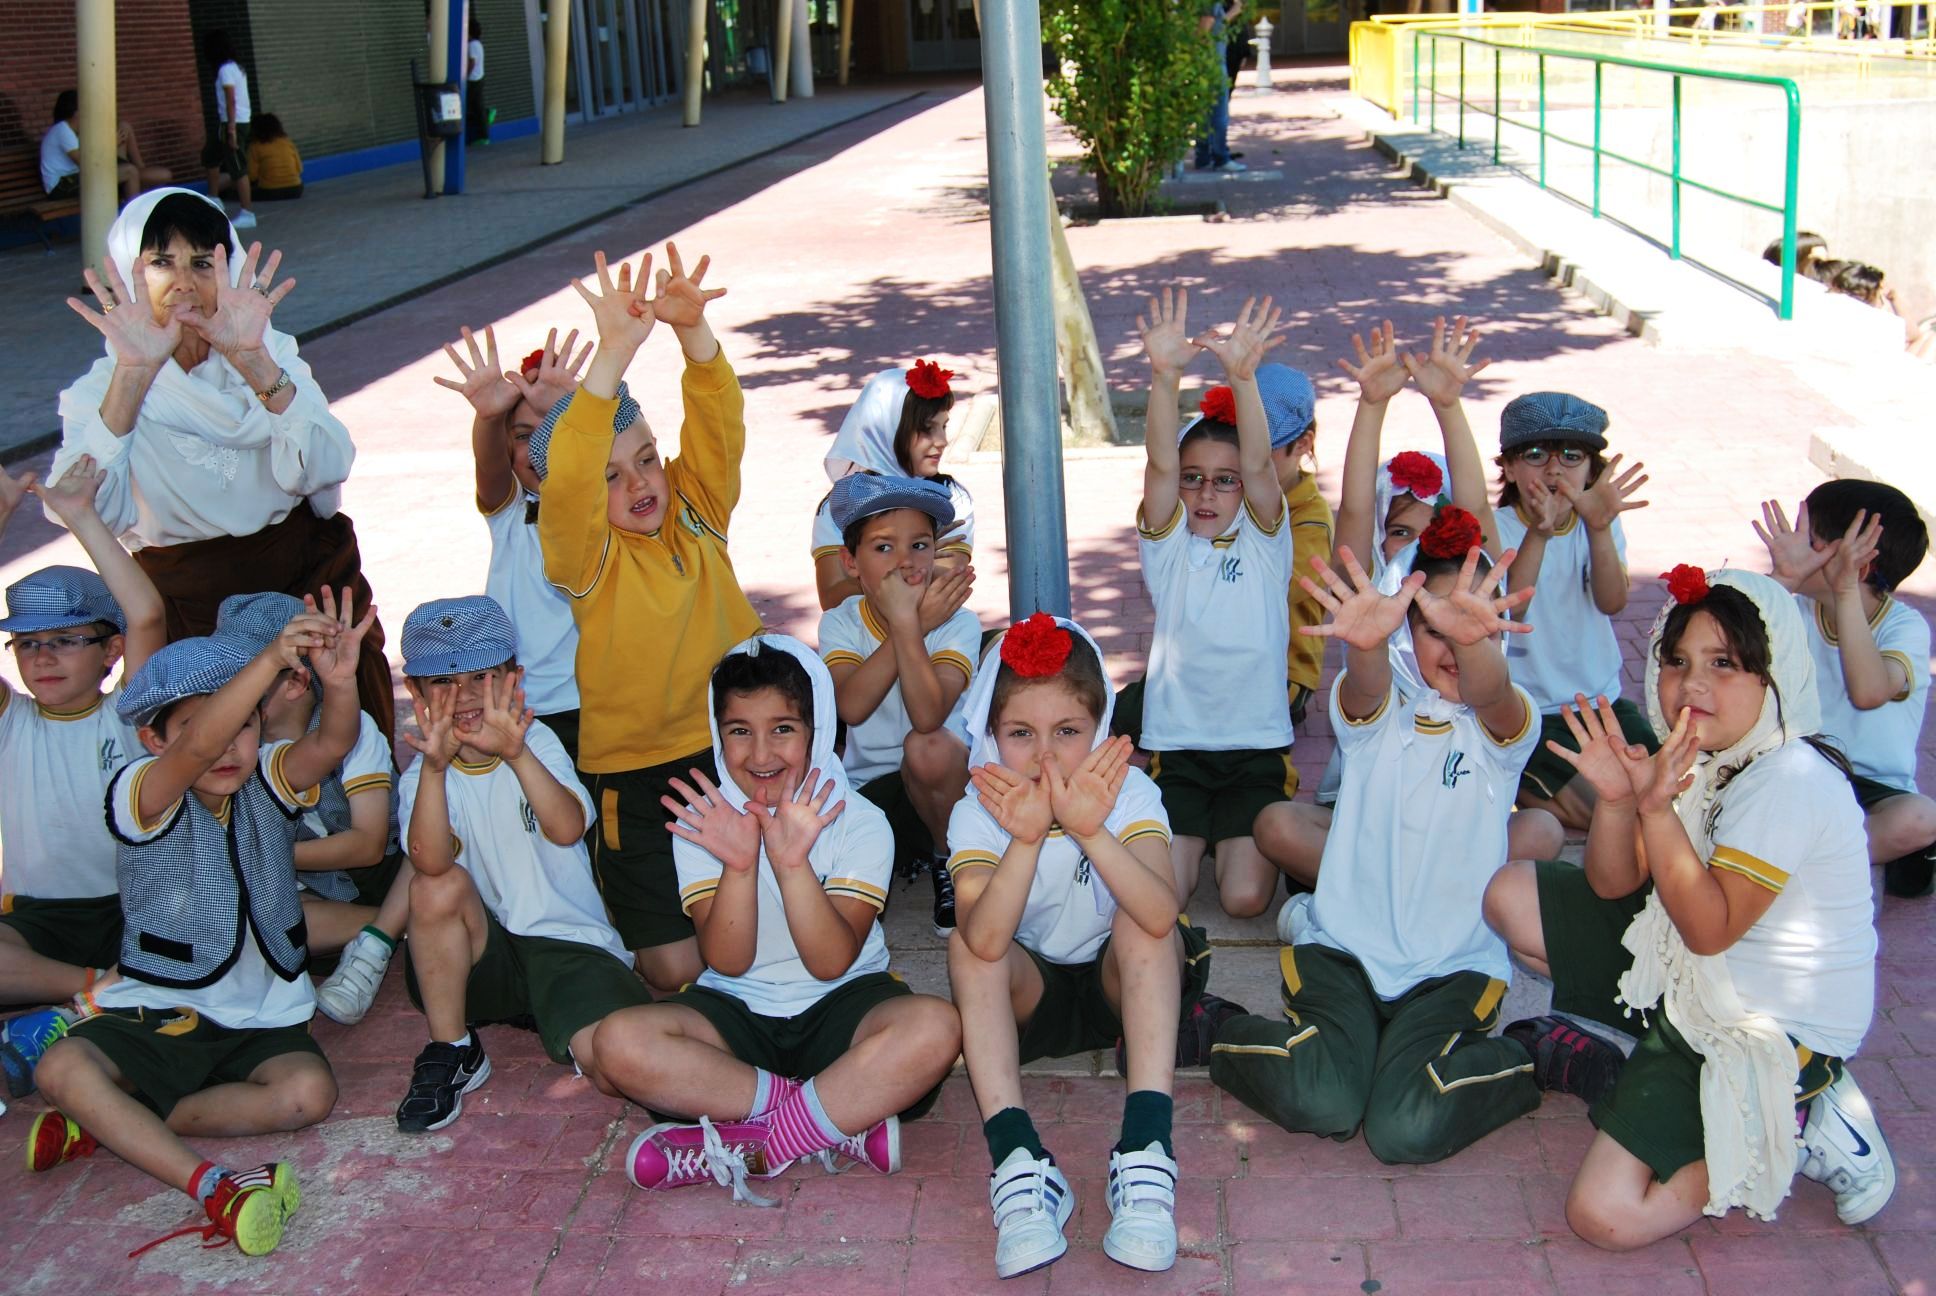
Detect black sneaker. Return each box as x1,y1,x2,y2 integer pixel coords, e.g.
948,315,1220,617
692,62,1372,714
1883,844,1935,899
1117,992,1250,1074
1503,1015,1625,1105
931,855,957,938
396,1037,492,1132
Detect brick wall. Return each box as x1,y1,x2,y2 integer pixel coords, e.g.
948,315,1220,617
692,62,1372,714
0,1,204,186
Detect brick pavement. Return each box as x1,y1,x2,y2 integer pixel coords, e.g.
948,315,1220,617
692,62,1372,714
0,64,1931,1295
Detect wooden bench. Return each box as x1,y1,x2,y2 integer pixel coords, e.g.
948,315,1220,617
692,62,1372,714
0,147,80,250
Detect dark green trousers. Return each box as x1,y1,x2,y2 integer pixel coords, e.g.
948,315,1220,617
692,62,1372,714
1209,942,1539,1165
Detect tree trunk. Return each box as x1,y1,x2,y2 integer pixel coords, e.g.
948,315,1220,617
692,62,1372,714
1048,186,1118,448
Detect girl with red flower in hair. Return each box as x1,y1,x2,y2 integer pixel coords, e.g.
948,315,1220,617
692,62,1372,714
809,361,977,610
946,615,1210,1278
434,323,594,762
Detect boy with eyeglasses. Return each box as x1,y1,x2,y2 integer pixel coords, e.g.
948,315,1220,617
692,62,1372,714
0,458,164,1077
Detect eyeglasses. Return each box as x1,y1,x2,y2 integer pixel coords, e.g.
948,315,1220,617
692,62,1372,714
1515,445,1589,467
1179,471,1243,494
7,633,112,656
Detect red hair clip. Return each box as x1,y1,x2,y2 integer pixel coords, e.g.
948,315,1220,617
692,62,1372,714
519,348,546,379
906,359,956,401
1198,385,1237,426
1660,564,1710,604
1387,451,1443,500
1001,613,1073,678
1419,505,1483,560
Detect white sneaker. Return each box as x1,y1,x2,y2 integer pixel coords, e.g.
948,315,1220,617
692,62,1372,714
231,209,258,229
989,1147,1074,1279
1799,1068,1896,1225
316,933,394,1025
1102,1141,1179,1272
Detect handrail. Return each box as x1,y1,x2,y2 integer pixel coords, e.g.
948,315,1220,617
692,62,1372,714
1409,29,1803,318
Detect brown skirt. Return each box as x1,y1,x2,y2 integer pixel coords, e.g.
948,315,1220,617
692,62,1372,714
132,502,397,744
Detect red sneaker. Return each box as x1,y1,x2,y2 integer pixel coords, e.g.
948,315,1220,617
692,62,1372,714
24,1109,96,1172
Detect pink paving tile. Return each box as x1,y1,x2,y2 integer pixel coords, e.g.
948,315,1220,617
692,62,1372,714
1233,1119,1396,1178
1517,1170,1577,1236
1043,1245,1227,1293
1537,1233,1705,1296
780,1166,920,1240
907,1237,1051,1294
408,1110,571,1168
568,1234,740,1293
609,1175,789,1239
328,1160,500,1229
530,1231,616,1296
479,1166,623,1233
1225,1173,1398,1243
1227,1241,1369,1295
1862,1161,1936,1232
1688,1231,1893,1294
1532,1109,1598,1171
725,1239,911,1294
900,1117,964,1175
1875,1231,1936,1295
1392,1172,1538,1239
1362,1238,1555,1293
410,1224,558,1293
327,1058,408,1117
911,1169,998,1241
240,1225,435,1293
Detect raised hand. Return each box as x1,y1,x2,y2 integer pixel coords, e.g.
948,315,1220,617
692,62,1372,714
872,566,925,629
661,770,760,872
918,562,974,633
571,250,657,352
0,464,37,524
189,243,295,358
1402,315,1490,408
1547,694,1647,806
1823,508,1883,597
303,585,378,691
273,611,339,677
1048,735,1132,840
647,242,727,332
1752,498,1832,590
68,258,180,369
1195,294,1285,382
1633,707,1700,817
1297,547,1424,652
1559,453,1649,532
522,326,593,416
31,455,104,526
404,685,462,772
434,324,521,418
1336,320,1408,405
467,667,534,761
1521,477,1566,537
759,768,845,869
1414,545,1537,647
1136,286,1199,377
970,762,1054,846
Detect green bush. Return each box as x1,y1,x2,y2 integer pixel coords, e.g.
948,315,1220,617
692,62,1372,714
1042,0,1225,218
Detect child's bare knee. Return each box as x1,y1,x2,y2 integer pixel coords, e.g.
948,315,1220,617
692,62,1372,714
903,730,965,784
1483,860,1532,935
1219,877,1273,919
32,1037,88,1100
410,866,472,918
279,1066,338,1128
1564,1184,1647,1252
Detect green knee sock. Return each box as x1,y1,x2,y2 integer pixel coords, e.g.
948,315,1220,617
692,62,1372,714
1116,1090,1174,1157
983,1107,1047,1167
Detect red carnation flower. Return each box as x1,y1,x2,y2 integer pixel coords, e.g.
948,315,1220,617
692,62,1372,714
519,348,546,378
1000,613,1074,679
906,359,956,401
1660,564,1710,605
1387,450,1443,500
1419,505,1484,560
1199,385,1238,426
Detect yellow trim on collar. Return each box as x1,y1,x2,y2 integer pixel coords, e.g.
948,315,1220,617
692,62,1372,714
1513,500,1579,536
36,694,106,721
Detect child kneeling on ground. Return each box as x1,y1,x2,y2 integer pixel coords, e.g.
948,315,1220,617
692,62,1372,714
607,636,960,1201
29,594,372,1259
949,616,1211,1278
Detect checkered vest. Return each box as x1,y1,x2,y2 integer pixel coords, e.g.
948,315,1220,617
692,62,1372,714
105,762,309,989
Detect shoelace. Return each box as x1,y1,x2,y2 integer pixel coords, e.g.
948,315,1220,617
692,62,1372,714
128,1217,235,1258
692,1116,779,1208
932,861,956,905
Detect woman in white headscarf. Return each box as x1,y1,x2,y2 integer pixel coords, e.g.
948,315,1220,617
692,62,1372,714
55,188,392,739
1484,566,1888,1247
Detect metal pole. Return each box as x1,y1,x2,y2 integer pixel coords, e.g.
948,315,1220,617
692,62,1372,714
838,0,855,84
1411,30,1420,121
981,0,1070,618
1537,53,1546,187
429,0,450,193
543,0,572,162
1457,42,1466,147
1591,61,1602,217
684,0,708,125
774,0,793,101
1780,83,1800,320
445,0,467,194
1492,47,1500,163
790,0,814,98
76,0,117,279
1669,74,1681,259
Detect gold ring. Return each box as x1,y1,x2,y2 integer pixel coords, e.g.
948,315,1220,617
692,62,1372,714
103,302,117,313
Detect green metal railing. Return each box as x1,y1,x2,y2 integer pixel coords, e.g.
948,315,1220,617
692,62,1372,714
1410,30,1803,318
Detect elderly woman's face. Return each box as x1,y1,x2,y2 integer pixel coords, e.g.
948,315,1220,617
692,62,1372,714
140,235,221,326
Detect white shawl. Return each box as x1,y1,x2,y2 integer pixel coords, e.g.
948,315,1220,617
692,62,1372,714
823,367,908,482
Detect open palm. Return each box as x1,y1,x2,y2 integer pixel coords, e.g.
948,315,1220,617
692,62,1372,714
1299,547,1419,652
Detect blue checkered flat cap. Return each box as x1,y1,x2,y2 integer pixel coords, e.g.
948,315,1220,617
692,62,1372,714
1500,391,1609,453
527,381,642,482
1256,364,1317,450
118,635,257,725
215,591,305,654
828,473,955,535
0,565,126,635
401,595,518,678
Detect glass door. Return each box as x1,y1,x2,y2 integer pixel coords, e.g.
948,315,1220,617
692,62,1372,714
908,0,982,71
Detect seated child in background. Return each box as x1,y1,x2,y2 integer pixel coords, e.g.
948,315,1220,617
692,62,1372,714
819,473,979,937
949,616,1210,1279
1494,391,1653,832
534,244,762,994
0,458,163,1089
1257,362,1334,726
1484,568,1890,1246
214,591,405,1026
1133,289,1296,920
609,636,960,1202
1757,482,1935,896
811,362,975,610
244,114,302,201
30,594,372,1259
1212,516,1545,1164
437,324,590,762
391,596,650,1133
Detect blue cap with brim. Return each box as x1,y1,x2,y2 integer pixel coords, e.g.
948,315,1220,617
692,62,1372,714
828,473,955,536
215,591,305,655
117,635,256,726
1500,391,1609,453
401,595,519,678
0,566,126,635
526,382,642,482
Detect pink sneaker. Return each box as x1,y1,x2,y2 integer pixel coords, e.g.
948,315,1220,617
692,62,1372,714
812,1114,900,1176
626,1116,789,1206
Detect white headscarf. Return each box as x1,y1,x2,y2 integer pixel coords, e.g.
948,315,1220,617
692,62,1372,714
824,368,909,482
703,633,855,828
1618,568,1820,1221
1371,449,1448,583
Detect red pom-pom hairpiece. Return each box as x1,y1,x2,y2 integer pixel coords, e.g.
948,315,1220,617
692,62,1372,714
1000,613,1074,679
1386,451,1444,500
1660,564,1710,605
519,348,546,379
1199,385,1238,426
1418,505,1484,560
906,359,956,401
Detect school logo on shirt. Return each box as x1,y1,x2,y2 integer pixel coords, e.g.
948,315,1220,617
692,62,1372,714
679,506,705,538
98,737,123,772
1219,555,1244,584
519,800,537,834
1442,750,1470,789
1074,853,1092,888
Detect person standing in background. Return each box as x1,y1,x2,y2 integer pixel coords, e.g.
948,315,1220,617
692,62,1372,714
201,30,256,230
466,15,491,146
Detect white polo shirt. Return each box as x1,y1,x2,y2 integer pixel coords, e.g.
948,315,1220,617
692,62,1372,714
0,684,139,900
1288,680,1540,998
214,61,252,123
1803,593,1930,793
1494,506,1627,712
947,769,1171,966
40,121,79,192
1138,499,1295,752
818,596,979,785
483,491,581,717
397,721,625,961
810,478,976,564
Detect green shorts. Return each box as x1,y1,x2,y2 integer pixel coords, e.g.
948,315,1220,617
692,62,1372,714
1018,919,1211,1063
404,913,650,1064
1846,770,1912,813
1111,679,1146,746
347,850,406,908
1148,747,1298,845
68,1006,325,1119
861,770,935,872
200,122,251,178
665,971,941,1120
0,894,123,971
538,710,582,771
588,748,715,950
1520,699,1658,802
